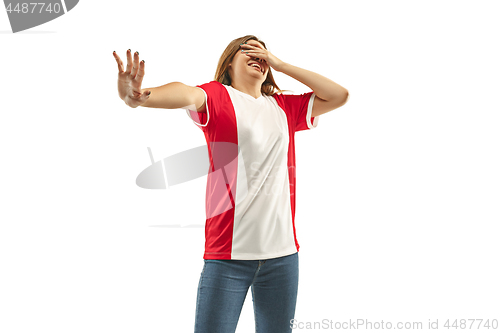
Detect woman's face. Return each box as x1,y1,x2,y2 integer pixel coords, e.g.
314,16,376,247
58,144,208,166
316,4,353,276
228,41,268,84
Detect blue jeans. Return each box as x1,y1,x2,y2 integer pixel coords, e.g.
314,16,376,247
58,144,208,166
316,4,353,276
194,252,299,333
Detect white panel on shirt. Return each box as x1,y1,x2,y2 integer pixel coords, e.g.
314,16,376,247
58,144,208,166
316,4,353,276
223,85,297,259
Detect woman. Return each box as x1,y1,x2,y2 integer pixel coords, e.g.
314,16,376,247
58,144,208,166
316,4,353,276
113,35,349,333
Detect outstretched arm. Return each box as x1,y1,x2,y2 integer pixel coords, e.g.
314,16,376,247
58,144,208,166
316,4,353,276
241,41,349,117
139,82,206,111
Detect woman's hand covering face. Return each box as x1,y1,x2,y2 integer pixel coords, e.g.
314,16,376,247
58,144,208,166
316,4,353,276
239,40,285,72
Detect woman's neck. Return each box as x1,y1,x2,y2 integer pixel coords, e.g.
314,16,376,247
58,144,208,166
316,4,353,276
230,79,262,99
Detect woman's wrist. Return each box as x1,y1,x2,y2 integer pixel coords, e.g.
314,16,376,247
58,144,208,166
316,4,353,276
274,61,288,73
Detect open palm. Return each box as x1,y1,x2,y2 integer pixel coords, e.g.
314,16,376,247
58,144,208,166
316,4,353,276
113,50,151,108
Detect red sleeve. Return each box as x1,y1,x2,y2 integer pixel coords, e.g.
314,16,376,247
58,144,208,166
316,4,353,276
274,92,318,132
185,81,224,131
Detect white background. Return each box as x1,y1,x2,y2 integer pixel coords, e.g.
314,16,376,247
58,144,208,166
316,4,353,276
1,0,499,332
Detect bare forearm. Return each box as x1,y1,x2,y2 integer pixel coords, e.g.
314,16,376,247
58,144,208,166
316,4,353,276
136,82,195,109
277,62,348,100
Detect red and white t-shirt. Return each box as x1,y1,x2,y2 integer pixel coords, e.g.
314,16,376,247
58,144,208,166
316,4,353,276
186,81,319,260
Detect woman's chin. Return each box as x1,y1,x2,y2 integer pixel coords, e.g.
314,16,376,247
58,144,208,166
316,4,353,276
247,72,265,82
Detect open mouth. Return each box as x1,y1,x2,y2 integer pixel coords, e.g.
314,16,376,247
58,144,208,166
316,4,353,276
248,62,264,74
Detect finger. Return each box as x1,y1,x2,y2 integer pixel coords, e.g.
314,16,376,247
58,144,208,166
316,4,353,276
244,40,265,49
240,45,264,54
241,48,260,55
139,90,152,104
131,90,151,103
243,50,266,59
240,43,259,50
125,49,133,74
113,51,125,73
131,86,151,97
131,51,140,79
135,60,146,87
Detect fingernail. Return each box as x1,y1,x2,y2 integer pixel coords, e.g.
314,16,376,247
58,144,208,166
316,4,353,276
142,60,145,64
135,51,139,55
147,91,151,96
128,49,131,52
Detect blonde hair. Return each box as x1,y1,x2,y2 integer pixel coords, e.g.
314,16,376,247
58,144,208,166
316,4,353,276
214,35,283,96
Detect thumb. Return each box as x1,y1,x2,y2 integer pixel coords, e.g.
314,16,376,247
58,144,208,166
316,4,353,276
140,90,151,103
